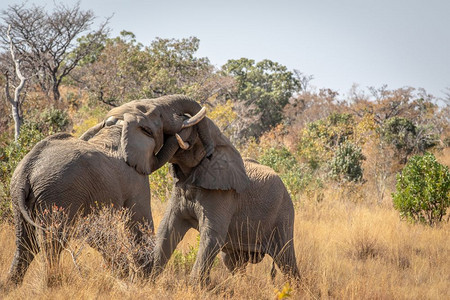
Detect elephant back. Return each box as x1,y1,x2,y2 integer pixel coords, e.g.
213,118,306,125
236,158,294,224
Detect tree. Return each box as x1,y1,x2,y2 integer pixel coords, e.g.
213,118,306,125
329,141,365,183
74,35,220,107
392,152,450,226
71,31,151,106
146,37,213,99
297,113,356,170
3,25,26,142
222,58,301,138
378,117,438,164
0,2,109,101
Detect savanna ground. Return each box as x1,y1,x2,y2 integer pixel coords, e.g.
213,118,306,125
0,85,449,300
1,178,449,299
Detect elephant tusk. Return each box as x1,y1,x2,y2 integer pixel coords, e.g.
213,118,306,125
176,133,190,150
105,116,123,126
181,107,206,128
105,116,118,126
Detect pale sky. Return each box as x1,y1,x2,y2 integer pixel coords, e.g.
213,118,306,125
3,0,450,100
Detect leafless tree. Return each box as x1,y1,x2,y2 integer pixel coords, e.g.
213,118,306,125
0,1,109,102
4,25,26,142
293,69,314,93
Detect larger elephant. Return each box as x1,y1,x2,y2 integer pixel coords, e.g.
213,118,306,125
152,117,300,284
5,95,205,286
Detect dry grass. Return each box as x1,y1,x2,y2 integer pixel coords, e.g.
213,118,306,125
1,191,449,299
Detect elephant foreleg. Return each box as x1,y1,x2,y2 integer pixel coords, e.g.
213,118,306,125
271,239,300,281
125,200,154,277
152,212,191,278
190,226,228,285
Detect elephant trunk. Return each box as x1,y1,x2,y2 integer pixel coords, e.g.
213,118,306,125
161,95,215,157
152,127,194,172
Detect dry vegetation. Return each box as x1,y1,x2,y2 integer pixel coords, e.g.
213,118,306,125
1,185,449,299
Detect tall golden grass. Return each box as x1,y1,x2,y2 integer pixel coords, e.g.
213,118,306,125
1,187,448,299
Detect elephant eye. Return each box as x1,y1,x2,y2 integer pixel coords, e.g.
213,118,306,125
141,126,153,137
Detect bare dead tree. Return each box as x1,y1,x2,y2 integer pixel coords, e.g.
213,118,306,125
4,25,26,142
0,1,109,101
293,69,314,93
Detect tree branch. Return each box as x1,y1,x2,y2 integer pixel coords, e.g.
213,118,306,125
7,25,26,103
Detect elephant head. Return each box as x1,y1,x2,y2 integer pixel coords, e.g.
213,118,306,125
170,117,250,193
80,95,209,175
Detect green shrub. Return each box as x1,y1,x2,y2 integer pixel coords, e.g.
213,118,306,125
259,147,318,198
0,122,48,221
150,164,173,203
171,235,199,274
40,108,71,132
329,142,365,183
392,152,450,226
0,111,70,221
297,113,355,170
259,147,298,172
378,117,438,163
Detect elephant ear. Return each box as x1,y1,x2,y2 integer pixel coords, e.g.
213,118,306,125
189,143,251,193
121,112,163,175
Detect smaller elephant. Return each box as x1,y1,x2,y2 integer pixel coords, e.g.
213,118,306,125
5,95,205,286
152,118,300,284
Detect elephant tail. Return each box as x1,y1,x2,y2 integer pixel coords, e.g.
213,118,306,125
17,182,46,231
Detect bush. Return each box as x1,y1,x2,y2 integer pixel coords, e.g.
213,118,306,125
378,117,438,163
39,108,71,133
329,142,365,183
150,164,173,203
77,205,154,278
259,147,317,198
297,113,355,170
0,122,48,221
171,234,199,274
392,152,450,226
0,111,70,221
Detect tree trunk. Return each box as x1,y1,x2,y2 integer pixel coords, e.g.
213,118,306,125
11,102,21,142
6,25,27,143
52,73,61,102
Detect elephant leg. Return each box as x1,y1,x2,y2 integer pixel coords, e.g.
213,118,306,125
126,197,155,276
6,220,39,285
126,192,154,235
152,210,191,279
270,238,300,280
190,225,229,286
220,250,249,275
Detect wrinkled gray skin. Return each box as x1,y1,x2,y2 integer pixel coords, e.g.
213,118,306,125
5,95,206,286
81,94,214,175
152,118,300,285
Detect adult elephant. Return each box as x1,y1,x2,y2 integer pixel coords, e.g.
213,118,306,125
152,117,300,285
81,95,215,174
5,95,206,286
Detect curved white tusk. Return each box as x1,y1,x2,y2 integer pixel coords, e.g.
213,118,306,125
105,116,118,126
181,107,206,128
176,133,190,150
